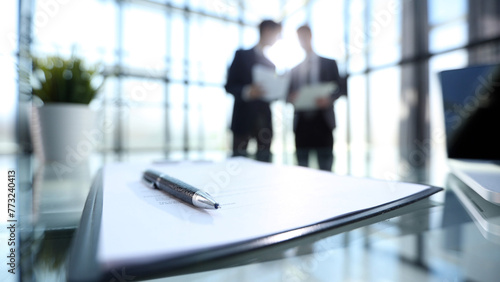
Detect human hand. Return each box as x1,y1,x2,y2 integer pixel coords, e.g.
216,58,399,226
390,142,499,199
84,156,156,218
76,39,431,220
316,97,331,109
288,91,298,104
248,84,264,99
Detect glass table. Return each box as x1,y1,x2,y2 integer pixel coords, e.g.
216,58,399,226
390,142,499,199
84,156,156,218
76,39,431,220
6,152,500,282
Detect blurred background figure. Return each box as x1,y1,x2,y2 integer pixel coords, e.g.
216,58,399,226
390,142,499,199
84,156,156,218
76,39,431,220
288,25,342,171
225,20,282,162
5,0,500,178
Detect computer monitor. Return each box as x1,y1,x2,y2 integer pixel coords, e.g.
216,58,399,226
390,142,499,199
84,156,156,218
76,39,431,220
439,64,500,160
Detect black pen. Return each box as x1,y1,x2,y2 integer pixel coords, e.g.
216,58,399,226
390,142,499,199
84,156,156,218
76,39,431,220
142,169,220,209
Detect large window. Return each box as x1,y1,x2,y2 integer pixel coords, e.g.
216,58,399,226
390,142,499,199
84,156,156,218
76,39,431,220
24,0,266,158
4,0,500,175
342,0,404,177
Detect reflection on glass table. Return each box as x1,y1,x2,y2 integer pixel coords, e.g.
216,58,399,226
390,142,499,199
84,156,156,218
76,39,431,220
12,153,500,282
447,173,500,244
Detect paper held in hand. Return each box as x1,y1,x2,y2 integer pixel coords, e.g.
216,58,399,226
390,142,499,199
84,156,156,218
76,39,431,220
252,65,291,102
294,82,338,110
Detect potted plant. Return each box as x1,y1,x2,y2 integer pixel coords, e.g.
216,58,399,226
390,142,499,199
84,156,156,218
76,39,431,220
30,55,103,163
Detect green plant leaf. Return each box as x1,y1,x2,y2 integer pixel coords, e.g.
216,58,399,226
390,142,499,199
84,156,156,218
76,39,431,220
31,55,104,104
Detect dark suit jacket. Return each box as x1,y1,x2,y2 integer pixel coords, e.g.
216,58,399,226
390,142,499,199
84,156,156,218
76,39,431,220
225,47,275,135
288,56,341,131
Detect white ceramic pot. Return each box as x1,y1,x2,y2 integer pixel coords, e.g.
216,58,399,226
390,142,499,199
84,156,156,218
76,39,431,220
31,103,97,163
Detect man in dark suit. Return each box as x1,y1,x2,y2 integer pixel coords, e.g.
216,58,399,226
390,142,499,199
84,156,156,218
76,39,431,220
288,25,342,171
225,20,281,162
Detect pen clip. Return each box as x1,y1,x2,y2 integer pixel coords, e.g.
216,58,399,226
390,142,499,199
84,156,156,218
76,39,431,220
141,175,156,188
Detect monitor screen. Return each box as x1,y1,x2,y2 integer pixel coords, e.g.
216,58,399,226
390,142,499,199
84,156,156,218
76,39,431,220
439,64,500,160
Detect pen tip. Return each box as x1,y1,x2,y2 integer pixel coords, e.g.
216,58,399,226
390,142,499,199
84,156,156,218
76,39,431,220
214,203,220,209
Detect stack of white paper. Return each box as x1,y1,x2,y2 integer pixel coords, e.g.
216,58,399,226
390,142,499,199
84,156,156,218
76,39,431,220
252,65,291,101
98,158,434,267
294,82,338,110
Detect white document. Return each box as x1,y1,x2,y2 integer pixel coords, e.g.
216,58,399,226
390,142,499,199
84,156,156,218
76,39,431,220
252,65,290,101
98,158,433,267
294,82,338,110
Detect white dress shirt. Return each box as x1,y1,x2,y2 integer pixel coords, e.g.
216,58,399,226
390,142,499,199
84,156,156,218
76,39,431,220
299,52,320,85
